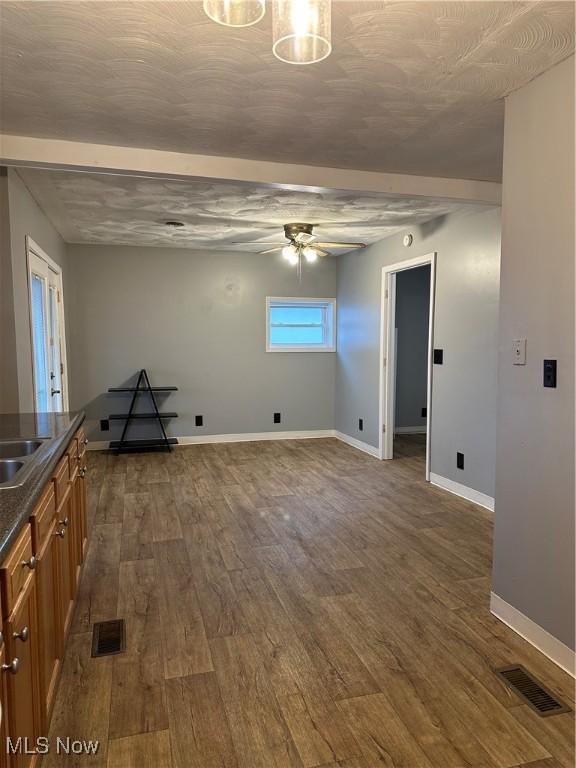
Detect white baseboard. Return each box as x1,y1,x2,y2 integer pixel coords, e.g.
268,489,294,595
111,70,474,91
490,593,575,677
87,429,335,450
334,431,381,458
395,426,427,434
88,429,385,459
429,472,494,511
177,430,334,445
86,441,110,451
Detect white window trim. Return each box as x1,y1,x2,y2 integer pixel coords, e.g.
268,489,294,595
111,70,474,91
266,297,337,353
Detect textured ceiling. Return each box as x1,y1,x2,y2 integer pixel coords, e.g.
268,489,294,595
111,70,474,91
1,1,574,182
16,168,481,250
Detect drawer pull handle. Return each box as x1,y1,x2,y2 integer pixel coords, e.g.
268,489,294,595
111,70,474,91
59,517,69,527
83,438,89,446
0,631,4,648
22,555,37,570
55,528,66,539
13,626,29,643
2,658,19,675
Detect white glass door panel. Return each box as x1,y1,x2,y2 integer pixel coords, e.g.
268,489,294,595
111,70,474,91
30,269,50,412
48,284,63,411
27,239,69,413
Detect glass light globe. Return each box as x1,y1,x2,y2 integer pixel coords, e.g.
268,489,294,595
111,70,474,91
303,246,318,263
282,244,299,265
204,0,265,27
273,0,331,65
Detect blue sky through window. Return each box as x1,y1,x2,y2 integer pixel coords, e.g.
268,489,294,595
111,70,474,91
267,299,335,350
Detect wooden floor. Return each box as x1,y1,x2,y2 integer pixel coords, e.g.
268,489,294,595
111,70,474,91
46,436,575,768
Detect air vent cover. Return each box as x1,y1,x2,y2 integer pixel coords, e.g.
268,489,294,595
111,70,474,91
91,619,126,658
495,664,571,717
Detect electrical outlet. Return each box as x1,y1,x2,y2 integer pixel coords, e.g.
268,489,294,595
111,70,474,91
274,412,281,424
421,407,427,418
100,419,109,432
195,415,203,427
457,452,464,470
358,418,364,431
543,359,557,388
434,349,444,365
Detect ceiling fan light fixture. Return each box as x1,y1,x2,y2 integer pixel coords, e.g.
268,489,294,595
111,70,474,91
273,0,332,65
302,245,318,263
282,244,299,265
203,0,265,27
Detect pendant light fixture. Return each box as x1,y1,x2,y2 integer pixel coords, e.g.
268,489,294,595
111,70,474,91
272,0,331,65
203,0,265,27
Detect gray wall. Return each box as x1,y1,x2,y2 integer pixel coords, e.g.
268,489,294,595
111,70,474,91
394,265,430,430
492,57,575,650
67,244,337,441
336,207,501,498
0,170,19,412
5,169,68,412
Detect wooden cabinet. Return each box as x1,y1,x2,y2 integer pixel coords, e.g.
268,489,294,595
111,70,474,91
0,645,9,768
0,426,89,765
31,486,60,732
3,573,40,768
54,486,75,653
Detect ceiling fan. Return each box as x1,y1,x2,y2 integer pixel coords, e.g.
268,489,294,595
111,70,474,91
249,223,366,266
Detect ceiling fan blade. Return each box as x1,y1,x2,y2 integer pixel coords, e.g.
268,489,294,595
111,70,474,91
315,241,367,249
228,242,287,246
294,232,317,244
315,248,331,258
259,247,284,255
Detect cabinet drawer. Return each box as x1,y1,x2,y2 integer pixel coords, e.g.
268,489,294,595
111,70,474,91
53,455,70,507
30,483,56,555
1,525,34,618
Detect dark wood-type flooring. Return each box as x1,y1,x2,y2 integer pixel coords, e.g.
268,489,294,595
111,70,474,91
45,435,575,768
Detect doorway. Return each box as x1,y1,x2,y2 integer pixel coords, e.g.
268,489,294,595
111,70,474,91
379,253,436,479
26,236,69,413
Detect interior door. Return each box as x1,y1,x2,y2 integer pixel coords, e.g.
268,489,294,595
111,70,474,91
27,241,68,413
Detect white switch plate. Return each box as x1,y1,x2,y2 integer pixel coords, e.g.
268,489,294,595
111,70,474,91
512,338,526,365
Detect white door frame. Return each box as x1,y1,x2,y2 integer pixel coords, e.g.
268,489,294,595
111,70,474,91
26,236,70,412
378,252,436,480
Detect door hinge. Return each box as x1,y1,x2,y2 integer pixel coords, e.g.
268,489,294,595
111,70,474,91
60,363,64,375
385,289,389,299
57,290,61,303
382,424,386,433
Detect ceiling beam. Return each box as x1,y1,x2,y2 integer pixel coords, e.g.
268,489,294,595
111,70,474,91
0,134,501,206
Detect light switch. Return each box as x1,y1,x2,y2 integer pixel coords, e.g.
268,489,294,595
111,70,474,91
512,338,526,365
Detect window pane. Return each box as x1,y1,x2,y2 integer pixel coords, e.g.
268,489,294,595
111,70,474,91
31,274,50,412
270,306,323,325
270,325,324,345
48,286,63,412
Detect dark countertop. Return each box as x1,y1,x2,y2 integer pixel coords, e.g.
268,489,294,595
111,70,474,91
0,412,85,561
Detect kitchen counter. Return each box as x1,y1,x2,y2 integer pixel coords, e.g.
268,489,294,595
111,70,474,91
0,411,85,561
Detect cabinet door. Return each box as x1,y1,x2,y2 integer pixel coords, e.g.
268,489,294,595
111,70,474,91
35,520,61,733
0,644,9,768
69,476,83,594
54,496,74,651
78,459,88,562
3,577,40,768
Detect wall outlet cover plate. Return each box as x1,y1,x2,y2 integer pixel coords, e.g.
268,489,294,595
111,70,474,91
512,338,527,365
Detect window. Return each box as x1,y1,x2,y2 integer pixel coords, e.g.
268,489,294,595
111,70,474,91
27,237,69,413
266,297,336,352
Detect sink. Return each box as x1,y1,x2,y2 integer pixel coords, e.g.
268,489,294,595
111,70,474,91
0,438,49,488
0,461,24,484
0,440,44,459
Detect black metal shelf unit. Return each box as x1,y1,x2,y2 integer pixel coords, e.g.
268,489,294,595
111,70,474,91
107,369,178,453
